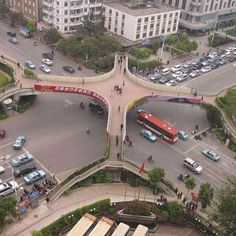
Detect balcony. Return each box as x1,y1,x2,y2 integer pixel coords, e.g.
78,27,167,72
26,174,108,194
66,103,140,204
42,8,53,15
43,0,53,7
179,19,208,30
43,15,53,24
191,1,201,7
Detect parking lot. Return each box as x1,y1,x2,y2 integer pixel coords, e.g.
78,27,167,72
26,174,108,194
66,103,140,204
125,101,236,193
142,46,236,87
0,93,107,199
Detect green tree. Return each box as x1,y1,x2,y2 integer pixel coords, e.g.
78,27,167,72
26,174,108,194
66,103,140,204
167,202,183,219
77,8,106,36
213,176,236,235
198,183,214,209
32,230,44,236
184,177,196,198
10,12,28,27
166,35,178,45
27,21,37,33
0,197,18,229
43,28,61,45
148,167,165,192
0,5,9,17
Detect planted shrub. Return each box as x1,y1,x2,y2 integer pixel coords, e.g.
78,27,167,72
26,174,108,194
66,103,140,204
24,68,36,78
123,200,151,216
17,95,36,113
0,62,14,78
130,47,152,59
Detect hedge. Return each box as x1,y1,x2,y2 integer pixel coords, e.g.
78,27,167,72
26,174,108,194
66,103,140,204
128,58,162,71
39,199,111,236
17,95,36,113
0,62,14,78
24,69,36,79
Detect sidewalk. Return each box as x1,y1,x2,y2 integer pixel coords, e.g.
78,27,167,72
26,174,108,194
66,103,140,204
2,184,177,236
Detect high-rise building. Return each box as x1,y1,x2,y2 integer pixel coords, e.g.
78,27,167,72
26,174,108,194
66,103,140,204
158,0,236,31
42,0,102,33
103,2,180,41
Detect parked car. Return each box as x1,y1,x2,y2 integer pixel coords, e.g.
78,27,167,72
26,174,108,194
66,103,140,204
7,31,16,37
170,64,182,72
89,102,104,115
140,129,157,142
159,77,169,84
201,66,211,73
210,63,219,69
9,37,18,44
228,56,236,62
40,64,51,73
172,71,182,78
149,73,161,81
160,68,170,76
11,153,33,167
218,59,226,65
176,74,188,82
0,166,5,174
189,70,200,78
14,162,36,177
178,130,188,140
0,181,19,197
24,170,46,184
42,52,53,60
42,58,53,66
202,149,220,161
183,157,203,174
25,61,36,69
13,136,26,149
165,79,176,86
0,129,6,138
62,66,75,74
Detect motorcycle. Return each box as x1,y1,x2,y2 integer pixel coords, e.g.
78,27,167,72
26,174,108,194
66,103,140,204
177,173,190,182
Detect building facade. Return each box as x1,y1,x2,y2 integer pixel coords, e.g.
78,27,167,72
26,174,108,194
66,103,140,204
42,0,102,33
2,0,43,22
103,2,180,42
158,0,236,31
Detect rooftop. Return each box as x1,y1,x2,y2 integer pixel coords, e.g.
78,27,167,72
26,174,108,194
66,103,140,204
104,2,178,16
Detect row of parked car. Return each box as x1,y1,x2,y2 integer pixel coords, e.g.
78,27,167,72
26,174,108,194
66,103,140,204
148,46,236,86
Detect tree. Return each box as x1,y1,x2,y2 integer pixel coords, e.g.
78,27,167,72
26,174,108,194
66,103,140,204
213,176,236,235
148,167,165,192
27,21,37,33
43,28,61,45
184,177,196,198
0,197,18,229
0,5,9,17
198,183,214,209
10,12,28,27
77,8,106,36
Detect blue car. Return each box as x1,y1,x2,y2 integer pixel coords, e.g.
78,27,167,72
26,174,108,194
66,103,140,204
24,170,46,184
178,130,188,140
11,153,33,167
202,149,220,162
13,136,26,149
140,129,157,142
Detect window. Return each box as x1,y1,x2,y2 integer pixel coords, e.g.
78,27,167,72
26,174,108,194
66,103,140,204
115,27,117,33
149,31,153,36
121,30,124,35
64,2,68,7
56,10,59,14
116,12,118,16
56,1,59,5
143,25,147,30
136,34,140,39
169,13,173,18
57,18,59,22
164,14,167,18
122,22,124,27
143,32,147,38
64,27,68,31
64,18,68,23
175,12,178,17
64,10,68,15
138,18,142,23
150,24,154,28
109,9,112,14
151,16,155,21
122,14,125,19
137,25,141,31
157,15,161,19
144,17,149,22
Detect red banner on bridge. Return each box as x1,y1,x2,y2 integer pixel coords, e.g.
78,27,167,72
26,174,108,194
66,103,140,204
34,84,107,107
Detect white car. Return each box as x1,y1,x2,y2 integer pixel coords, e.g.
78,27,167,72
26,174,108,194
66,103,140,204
176,73,188,82
201,66,211,73
166,79,176,86
172,71,182,78
40,64,51,73
189,70,200,78
0,181,19,197
170,64,182,72
42,58,53,66
0,166,5,174
227,47,233,52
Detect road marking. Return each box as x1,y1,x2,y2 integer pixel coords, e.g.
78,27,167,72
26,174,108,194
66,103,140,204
64,98,74,105
184,144,199,154
0,138,11,144
0,142,14,150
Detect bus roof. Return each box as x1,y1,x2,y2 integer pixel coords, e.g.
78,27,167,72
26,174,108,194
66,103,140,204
67,213,96,236
88,217,114,236
138,111,178,135
111,223,130,236
132,224,148,236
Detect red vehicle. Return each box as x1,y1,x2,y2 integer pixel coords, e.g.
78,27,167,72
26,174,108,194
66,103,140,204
136,111,179,143
0,129,6,139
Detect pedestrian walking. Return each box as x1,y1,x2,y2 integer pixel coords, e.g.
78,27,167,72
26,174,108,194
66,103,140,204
119,64,122,70
123,68,126,74
17,62,20,68
118,105,120,112
117,152,120,160
123,80,125,86
115,134,119,146
46,197,50,204
120,124,123,131
20,83,22,89
118,59,120,64
129,140,133,146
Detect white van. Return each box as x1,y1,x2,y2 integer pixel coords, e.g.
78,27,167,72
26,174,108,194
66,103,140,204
183,157,202,174
161,68,170,76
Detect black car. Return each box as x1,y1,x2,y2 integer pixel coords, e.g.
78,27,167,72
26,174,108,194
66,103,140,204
89,102,104,115
63,66,75,73
14,162,36,177
210,63,219,69
42,53,53,60
7,31,16,37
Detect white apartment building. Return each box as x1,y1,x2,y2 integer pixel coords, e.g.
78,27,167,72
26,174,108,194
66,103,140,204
42,0,102,33
159,0,236,30
103,2,180,42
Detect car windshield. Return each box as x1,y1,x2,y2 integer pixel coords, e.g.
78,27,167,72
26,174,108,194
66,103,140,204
16,139,21,144
193,162,199,168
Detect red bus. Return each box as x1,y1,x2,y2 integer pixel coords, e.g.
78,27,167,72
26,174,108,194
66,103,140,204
136,110,179,143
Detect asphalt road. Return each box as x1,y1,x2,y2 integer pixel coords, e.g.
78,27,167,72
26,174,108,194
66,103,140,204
125,102,236,193
0,21,96,76
0,93,107,184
